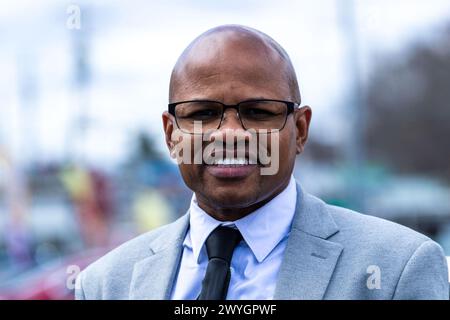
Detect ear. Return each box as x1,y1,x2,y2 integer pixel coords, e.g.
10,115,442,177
293,106,312,154
162,111,176,158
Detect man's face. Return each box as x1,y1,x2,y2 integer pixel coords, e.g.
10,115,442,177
163,30,311,219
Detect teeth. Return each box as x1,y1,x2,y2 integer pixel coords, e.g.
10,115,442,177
213,158,249,165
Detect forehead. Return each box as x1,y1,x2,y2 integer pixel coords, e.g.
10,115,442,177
171,30,292,102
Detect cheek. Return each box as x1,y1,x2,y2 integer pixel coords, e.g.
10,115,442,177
178,163,207,194
172,134,203,166
271,130,296,170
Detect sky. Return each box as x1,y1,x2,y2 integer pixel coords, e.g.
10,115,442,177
1,0,450,168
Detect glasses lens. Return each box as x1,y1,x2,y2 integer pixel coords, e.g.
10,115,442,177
239,101,288,130
175,101,223,133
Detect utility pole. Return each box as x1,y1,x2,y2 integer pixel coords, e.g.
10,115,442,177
67,3,91,166
338,0,367,211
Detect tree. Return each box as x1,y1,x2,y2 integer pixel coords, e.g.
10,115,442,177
365,24,450,182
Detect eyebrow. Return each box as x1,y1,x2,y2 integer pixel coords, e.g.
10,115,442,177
171,97,272,103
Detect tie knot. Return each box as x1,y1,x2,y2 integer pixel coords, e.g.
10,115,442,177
205,226,242,263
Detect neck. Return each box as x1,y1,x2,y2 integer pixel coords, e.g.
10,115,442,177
196,178,291,221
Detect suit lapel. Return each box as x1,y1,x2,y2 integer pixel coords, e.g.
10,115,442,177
129,213,189,299
273,184,343,299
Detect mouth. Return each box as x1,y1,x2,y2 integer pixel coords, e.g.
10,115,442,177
204,156,259,179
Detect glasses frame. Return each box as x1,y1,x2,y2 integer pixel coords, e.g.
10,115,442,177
168,99,299,134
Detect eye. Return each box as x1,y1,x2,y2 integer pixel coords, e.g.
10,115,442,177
241,107,276,119
188,109,221,120
248,108,274,115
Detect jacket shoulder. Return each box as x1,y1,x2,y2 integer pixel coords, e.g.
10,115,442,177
327,204,431,248
76,214,188,299
323,204,448,299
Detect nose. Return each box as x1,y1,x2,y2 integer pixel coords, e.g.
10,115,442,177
220,108,243,130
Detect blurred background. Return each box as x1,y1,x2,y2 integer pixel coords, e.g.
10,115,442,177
1,0,450,299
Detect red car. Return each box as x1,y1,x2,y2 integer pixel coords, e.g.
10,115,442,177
0,247,107,300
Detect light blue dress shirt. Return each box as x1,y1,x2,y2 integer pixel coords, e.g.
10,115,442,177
170,176,297,300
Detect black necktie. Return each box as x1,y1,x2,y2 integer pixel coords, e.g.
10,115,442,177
198,226,242,300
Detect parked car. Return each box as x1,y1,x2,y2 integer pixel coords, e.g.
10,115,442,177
0,247,107,300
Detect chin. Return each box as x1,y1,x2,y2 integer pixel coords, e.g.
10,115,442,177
210,189,257,208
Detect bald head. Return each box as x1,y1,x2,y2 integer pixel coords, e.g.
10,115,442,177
169,24,301,103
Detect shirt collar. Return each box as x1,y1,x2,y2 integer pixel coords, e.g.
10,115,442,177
186,176,297,263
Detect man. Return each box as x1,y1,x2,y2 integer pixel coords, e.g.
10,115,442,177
76,25,449,300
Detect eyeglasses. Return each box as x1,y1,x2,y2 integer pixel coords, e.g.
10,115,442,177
168,99,299,134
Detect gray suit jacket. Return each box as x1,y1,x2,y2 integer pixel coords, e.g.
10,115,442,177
75,183,449,299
